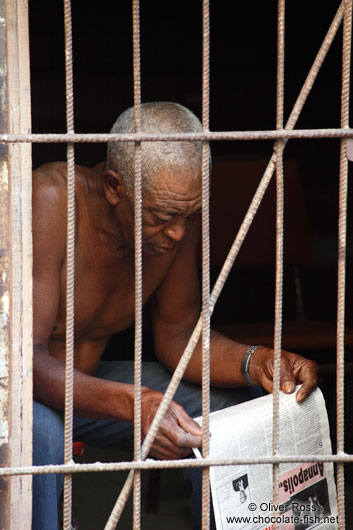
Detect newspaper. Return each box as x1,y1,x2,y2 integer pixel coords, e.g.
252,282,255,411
194,387,337,530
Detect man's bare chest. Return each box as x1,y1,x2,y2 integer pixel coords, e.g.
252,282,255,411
54,242,173,342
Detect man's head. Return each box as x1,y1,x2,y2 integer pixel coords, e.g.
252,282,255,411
104,102,205,256
107,101,203,197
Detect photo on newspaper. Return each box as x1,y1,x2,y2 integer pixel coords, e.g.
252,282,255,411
193,387,338,530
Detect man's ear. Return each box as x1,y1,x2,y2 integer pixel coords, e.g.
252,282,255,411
103,169,126,206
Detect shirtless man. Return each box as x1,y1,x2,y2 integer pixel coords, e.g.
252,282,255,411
32,102,318,530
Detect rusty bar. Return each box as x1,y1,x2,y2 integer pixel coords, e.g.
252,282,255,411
62,0,76,527
272,1,285,521
132,0,143,528
337,1,352,529
0,452,353,478
2,127,353,143
201,0,211,528
104,0,145,526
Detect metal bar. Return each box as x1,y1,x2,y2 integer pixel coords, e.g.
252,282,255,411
201,0,211,528
101,5,346,523
132,0,143,528
272,1,285,521
62,0,75,528
1,453,353,477
5,127,353,143
337,1,352,529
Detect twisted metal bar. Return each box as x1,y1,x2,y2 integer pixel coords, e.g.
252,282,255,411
62,0,75,528
3,127,353,143
102,5,345,526
2,452,353,477
1,453,352,477
337,1,352,529
201,1,211,528
272,1,285,519
132,0,143,529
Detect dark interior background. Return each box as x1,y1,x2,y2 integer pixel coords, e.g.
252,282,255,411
28,0,352,387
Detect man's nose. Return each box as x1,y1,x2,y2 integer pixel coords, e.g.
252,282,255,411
164,218,187,241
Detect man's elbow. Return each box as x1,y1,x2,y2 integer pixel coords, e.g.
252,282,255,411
153,325,195,372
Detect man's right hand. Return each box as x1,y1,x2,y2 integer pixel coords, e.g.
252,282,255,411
141,388,202,460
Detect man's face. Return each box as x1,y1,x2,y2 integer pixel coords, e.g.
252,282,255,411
127,171,202,256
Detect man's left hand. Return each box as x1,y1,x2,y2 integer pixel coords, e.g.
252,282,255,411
249,347,319,402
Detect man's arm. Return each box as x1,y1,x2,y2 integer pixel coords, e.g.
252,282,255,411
152,216,318,401
32,168,134,420
32,168,201,459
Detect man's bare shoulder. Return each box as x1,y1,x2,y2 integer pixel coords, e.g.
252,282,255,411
33,161,93,207
33,162,67,203
33,161,93,186
32,162,89,250
32,164,70,264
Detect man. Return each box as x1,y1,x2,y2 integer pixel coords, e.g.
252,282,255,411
33,102,318,529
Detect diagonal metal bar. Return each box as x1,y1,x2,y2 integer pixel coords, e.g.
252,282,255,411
103,4,345,528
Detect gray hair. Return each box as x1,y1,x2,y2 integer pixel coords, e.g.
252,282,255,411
107,102,203,195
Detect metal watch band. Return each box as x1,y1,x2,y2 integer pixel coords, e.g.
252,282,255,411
241,345,262,386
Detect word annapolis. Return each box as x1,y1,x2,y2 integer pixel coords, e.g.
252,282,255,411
279,463,324,495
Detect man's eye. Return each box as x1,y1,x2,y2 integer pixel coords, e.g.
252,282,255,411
154,215,173,224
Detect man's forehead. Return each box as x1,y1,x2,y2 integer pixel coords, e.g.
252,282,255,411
156,167,201,188
144,182,202,215
148,192,202,211
150,202,201,215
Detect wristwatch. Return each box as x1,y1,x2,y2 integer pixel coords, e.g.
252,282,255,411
241,345,262,386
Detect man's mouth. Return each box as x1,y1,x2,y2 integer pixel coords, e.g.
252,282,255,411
148,244,175,255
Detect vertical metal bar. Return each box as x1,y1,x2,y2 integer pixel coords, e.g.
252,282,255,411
132,0,143,528
337,1,352,529
201,0,211,528
63,0,75,528
272,2,285,522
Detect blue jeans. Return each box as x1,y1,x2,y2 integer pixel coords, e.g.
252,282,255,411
32,361,261,530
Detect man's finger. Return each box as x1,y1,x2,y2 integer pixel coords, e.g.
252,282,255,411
150,433,194,460
175,406,203,437
294,361,318,402
279,357,296,395
159,405,202,449
163,417,202,449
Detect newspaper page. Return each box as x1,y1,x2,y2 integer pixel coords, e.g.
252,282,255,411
194,387,337,530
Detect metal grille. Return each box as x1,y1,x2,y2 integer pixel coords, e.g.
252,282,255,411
0,1,352,529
